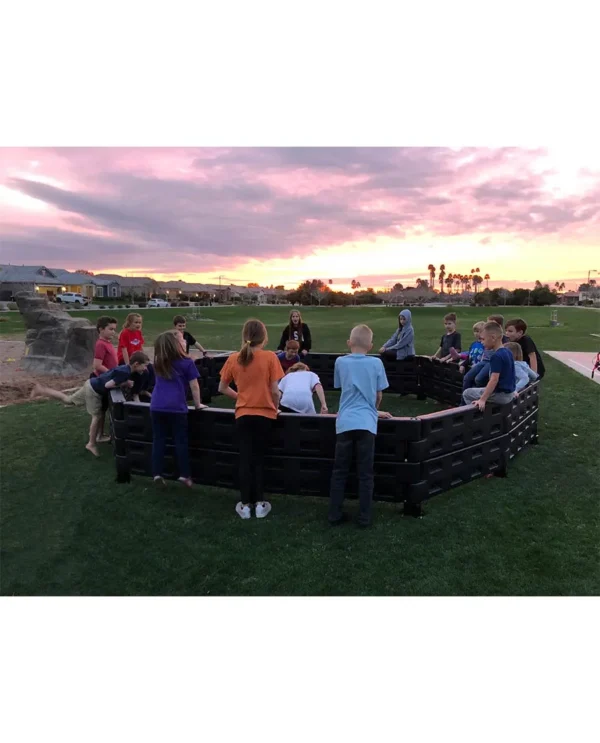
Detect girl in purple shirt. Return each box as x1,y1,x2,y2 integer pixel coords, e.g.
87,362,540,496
151,331,207,487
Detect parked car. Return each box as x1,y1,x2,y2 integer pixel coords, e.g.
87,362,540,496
147,298,170,308
55,292,89,306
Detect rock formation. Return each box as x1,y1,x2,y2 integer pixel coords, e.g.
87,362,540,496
15,292,96,376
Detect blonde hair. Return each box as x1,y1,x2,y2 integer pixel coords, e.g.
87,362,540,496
349,324,373,349
154,331,186,379
123,312,142,329
473,321,486,333
504,341,523,361
286,362,309,374
238,319,267,367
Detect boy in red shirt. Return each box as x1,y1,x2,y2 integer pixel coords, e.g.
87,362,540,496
117,313,145,364
276,339,301,372
93,315,118,442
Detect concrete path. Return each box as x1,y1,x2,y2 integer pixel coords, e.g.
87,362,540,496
545,351,600,384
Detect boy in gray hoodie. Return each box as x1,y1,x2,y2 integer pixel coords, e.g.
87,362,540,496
378,309,415,360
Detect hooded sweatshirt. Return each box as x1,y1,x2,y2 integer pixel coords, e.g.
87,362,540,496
382,309,415,360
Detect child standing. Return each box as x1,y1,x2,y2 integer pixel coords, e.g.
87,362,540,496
462,323,515,408
92,315,118,443
504,342,539,392
30,352,149,457
277,339,301,373
278,362,328,414
277,310,312,356
118,313,145,364
218,319,284,519
173,315,207,356
328,324,392,528
151,331,207,488
378,309,415,360
505,318,546,378
432,313,461,362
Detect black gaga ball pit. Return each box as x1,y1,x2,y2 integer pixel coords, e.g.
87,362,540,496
109,353,539,517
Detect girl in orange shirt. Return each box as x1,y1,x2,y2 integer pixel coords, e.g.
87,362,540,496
219,319,284,520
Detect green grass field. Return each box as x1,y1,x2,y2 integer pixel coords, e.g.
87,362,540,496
1,305,599,595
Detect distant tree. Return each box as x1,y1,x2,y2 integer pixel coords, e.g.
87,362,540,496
392,282,404,292
472,275,484,293
438,264,446,293
75,269,94,276
445,274,454,293
247,282,260,288
328,279,333,285
484,273,491,289
427,264,436,290
274,285,285,290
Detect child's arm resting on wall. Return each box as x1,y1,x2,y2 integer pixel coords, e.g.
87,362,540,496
472,372,499,411
313,383,328,413
189,378,207,409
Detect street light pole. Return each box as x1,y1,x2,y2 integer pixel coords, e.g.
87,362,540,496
588,269,598,284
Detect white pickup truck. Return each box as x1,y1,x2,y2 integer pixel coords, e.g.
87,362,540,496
55,292,89,306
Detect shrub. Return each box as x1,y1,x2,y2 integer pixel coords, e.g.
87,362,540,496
7,302,17,311
137,302,146,309
0,316,8,322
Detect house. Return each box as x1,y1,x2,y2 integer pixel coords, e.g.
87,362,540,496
95,274,156,300
50,269,121,300
559,291,580,306
0,264,64,300
155,281,213,302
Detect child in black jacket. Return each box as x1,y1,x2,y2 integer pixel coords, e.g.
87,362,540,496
277,310,312,356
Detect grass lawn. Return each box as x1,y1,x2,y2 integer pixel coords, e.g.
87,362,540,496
1,306,599,596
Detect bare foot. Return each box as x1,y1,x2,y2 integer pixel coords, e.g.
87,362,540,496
30,384,43,399
96,435,111,443
85,442,100,457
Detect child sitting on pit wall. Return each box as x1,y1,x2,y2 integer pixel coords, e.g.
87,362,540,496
151,331,207,489
504,342,539,392
504,318,546,378
30,352,149,457
432,313,461,362
118,313,145,364
378,309,415,361
278,362,328,414
328,324,393,529
462,323,515,409
451,321,485,371
462,313,509,390
219,319,284,520
277,339,301,373
173,315,208,356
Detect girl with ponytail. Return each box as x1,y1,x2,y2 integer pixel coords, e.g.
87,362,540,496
218,319,285,520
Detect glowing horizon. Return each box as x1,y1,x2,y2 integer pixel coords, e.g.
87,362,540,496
1,147,598,294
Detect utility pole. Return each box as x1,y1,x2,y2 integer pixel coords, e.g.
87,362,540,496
588,269,598,284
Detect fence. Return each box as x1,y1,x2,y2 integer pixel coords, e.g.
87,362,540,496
110,353,539,516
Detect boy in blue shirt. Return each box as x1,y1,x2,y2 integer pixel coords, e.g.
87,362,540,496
462,323,515,408
30,352,149,457
329,324,392,528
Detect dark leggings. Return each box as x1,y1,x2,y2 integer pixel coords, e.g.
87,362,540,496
279,404,298,414
236,415,274,505
151,411,190,479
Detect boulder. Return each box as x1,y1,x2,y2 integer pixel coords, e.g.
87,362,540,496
15,292,97,376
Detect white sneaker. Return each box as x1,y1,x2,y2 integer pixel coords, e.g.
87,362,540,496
255,502,272,519
236,502,251,520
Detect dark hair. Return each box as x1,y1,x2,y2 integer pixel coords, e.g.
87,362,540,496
487,314,505,328
154,331,185,379
504,342,523,361
444,312,457,323
173,315,186,325
506,318,528,334
288,310,304,343
129,351,150,366
96,315,117,331
238,319,267,367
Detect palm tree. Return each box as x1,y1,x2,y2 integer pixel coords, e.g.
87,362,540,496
445,274,454,293
328,279,333,285
438,264,446,293
473,275,484,293
427,264,436,291
454,277,460,293
351,279,357,290
484,273,490,290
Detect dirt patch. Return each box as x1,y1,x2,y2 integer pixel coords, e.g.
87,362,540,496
0,341,89,407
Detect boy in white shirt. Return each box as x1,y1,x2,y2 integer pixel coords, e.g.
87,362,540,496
278,362,328,414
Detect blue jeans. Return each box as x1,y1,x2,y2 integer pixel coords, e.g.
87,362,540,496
151,411,190,479
329,430,376,525
462,360,490,391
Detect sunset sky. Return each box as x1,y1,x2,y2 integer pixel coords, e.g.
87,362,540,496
1,147,598,292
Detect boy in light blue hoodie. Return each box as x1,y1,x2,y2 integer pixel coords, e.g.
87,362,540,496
378,309,415,360
504,342,539,392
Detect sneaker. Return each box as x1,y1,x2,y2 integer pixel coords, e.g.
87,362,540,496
329,513,349,526
236,502,252,520
178,477,193,488
255,502,272,519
